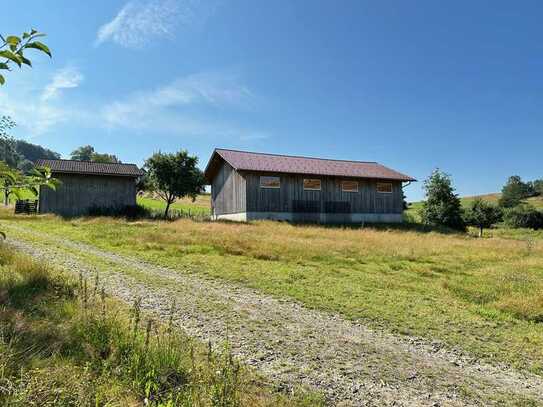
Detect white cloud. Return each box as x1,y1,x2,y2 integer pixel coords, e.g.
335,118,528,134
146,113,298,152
0,66,85,136
1,67,264,142
95,0,216,48
101,72,254,134
239,132,270,141
41,66,84,101
0,92,80,137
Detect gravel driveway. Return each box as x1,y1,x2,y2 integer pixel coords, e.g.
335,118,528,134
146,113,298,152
6,224,543,406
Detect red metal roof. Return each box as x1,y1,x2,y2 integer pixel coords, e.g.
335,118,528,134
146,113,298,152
205,149,416,182
35,159,144,177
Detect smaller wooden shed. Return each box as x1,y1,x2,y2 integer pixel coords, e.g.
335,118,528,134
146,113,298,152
36,159,143,217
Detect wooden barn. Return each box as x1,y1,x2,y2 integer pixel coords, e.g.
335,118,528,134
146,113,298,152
204,149,416,224
36,159,143,217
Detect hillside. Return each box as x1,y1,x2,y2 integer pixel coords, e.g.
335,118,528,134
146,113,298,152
408,193,543,217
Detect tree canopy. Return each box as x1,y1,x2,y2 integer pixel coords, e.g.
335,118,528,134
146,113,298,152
498,176,533,208
464,198,502,237
70,145,120,163
0,161,60,206
144,150,205,218
420,169,465,231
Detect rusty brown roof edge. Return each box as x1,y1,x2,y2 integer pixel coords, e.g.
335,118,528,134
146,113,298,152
233,168,417,182
215,148,380,165
206,148,416,182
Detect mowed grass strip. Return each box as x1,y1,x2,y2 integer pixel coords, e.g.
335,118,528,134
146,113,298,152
3,210,543,375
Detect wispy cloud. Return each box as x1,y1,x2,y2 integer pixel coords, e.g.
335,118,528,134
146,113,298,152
0,66,85,136
0,92,81,137
101,72,254,134
41,66,84,101
239,132,270,141
95,0,217,48
1,67,265,143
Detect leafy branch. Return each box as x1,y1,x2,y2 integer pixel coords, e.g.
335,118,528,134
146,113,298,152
0,29,52,85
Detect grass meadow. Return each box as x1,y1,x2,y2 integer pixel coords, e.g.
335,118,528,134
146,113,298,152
137,194,211,217
405,193,543,223
0,244,321,406
2,206,543,377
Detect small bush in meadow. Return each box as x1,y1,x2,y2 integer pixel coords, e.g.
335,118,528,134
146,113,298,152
503,204,543,230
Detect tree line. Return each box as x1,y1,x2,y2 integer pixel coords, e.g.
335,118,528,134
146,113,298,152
419,170,543,235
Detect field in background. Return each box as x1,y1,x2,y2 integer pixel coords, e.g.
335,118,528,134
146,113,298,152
0,242,320,406
137,194,211,216
0,189,37,205
3,209,543,376
406,192,543,223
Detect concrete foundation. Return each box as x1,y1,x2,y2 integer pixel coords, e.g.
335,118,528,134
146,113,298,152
212,212,403,224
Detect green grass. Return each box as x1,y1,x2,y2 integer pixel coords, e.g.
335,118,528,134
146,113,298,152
137,194,211,216
0,189,37,206
0,243,322,406
3,210,543,377
406,192,543,226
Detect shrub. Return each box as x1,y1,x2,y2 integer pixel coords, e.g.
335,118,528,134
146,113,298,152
87,204,152,219
464,198,502,237
503,204,543,230
420,169,466,231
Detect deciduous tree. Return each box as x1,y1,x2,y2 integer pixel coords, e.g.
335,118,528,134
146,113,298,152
144,150,205,218
464,198,502,237
70,145,120,163
420,169,465,231
499,176,532,208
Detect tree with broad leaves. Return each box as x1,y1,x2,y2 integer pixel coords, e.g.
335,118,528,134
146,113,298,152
0,28,52,239
70,145,95,161
0,161,60,207
144,150,205,218
464,198,502,237
420,169,466,231
70,145,120,163
499,175,532,208
0,29,51,85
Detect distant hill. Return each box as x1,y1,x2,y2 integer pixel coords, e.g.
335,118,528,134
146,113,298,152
0,138,61,173
15,139,61,162
460,193,543,209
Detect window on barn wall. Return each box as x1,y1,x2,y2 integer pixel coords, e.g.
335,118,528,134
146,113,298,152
260,176,280,188
376,182,393,193
341,180,358,192
303,178,321,191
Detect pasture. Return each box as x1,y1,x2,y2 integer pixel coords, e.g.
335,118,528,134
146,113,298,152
137,194,211,216
2,205,543,377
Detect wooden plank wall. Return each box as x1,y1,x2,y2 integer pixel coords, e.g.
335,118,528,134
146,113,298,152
211,161,246,215
244,172,403,214
39,174,137,216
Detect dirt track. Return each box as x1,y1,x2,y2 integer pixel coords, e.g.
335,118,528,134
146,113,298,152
7,224,543,406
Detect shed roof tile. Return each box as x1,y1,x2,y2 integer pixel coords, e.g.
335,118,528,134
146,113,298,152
35,159,143,177
206,149,415,182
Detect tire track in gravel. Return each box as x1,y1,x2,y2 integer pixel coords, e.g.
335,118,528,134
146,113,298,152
6,224,543,406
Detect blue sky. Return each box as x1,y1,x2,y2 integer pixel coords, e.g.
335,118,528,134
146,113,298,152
2,0,542,201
